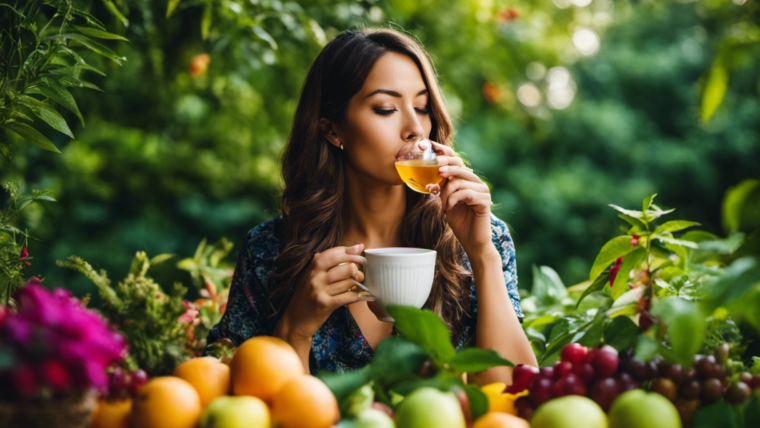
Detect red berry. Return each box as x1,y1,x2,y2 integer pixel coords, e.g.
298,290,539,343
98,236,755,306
695,355,718,379
561,343,589,366
572,362,596,384
701,378,724,403
529,377,554,407
515,396,534,420
591,347,619,377
738,372,753,385
725,382,751,405
665,364,686,384
750,375,760,389
508,364,540,393
540,367,555,379
649,377,677,402
679,380,702,400
590,377,620,411
12,365,38,399
129,369,149,395
554,361,573,378
555,374,587,397
616,372,640,392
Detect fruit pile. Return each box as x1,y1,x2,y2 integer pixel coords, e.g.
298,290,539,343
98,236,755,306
92,336,340,428
506,343,760,426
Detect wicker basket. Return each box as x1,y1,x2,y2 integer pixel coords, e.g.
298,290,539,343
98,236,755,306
0,390,97,428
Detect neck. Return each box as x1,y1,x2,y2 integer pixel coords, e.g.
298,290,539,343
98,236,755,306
341,163,407,249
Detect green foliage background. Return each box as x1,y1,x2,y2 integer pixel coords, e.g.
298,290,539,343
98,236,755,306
1,0,758,297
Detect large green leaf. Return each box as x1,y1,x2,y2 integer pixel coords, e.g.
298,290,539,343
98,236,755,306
73,25,129,41
463,384,490,421
722,180,760,233
387,305,456,365
167,0,183,18
651,296,706,367
447,348,513,374
642,194,657,212
531,265,568,306
4,122,61,153
603,316,640,351
701,59,728,125
611,248,647,300
55,34,126,65
589,236,639,281
653,220,701,236
318,366,371,407
28,78,84,126
101,0,129,27
576,271,610,308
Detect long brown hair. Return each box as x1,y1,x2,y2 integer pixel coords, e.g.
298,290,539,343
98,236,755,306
270,27,473,339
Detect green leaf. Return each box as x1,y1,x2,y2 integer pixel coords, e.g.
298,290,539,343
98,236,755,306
102,0,129,27
691,399,740,428
318,367,371,407
0,3,24,18
722,180,760,234
531,265,568,306
651,296,706,367
611,248,647,300
201,4,212,40
656,236,699,249
590,236,639,282
167,0,183,18
80,81,104,92
698,233,745,254
642,194,657,212
73,25,129,41
55,34,126,65
576,271,610,309
50,63,106,77
28,78,84,126
634,334,661,362
71,9,107,30
609,204,644,219
4,122,61,153
607,286,646,318
618,213,646,231
653,220,701,236
369,335,429,387
604,317,640,351
463,384,489,421
30,105,74,138
447,348,513,374
149,254,175,265
577,315,605,348
701,59,728,125
387,306,456,365
253,25,278,50
702,257,760,312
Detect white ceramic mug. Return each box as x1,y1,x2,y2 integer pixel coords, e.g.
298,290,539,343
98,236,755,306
351,247,437,322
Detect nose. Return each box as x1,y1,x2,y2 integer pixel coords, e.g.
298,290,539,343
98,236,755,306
401,108,426,143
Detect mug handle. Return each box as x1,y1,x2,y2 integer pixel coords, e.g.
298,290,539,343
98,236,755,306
340,257,375,301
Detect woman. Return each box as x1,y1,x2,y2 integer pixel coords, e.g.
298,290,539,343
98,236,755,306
206,27,537,385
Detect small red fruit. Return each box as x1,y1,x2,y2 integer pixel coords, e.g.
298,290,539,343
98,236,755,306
560,343,589,366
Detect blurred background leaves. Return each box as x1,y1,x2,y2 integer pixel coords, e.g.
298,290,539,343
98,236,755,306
1,0,758,298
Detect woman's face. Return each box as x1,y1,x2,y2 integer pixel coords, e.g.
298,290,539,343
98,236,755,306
329,52,433,186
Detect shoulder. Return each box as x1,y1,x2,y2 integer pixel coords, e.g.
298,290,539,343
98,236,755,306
241,215,286,261
489,213,515,260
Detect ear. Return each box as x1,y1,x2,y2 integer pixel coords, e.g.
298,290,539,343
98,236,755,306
319,118,341,149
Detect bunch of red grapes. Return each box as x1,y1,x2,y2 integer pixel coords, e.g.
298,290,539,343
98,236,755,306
509,343,760,423
105,366,149,400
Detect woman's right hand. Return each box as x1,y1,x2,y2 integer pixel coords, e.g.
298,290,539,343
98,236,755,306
279,243,370,339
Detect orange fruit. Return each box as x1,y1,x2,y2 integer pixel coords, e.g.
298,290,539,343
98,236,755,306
129,377,202,428
173,356,230,407
91,398,132,428
270,375,339,428
473,412,531,428
229,336,304,403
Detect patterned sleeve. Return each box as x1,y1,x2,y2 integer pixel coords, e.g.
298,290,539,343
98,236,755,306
490,214,524,321
205,225,277,348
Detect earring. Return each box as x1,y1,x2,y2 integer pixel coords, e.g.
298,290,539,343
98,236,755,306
339,142,344,150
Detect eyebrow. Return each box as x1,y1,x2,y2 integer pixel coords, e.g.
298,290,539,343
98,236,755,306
365,89,429,99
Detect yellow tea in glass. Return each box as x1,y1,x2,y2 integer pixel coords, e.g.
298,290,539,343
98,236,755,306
395,138,442,196
395,160,442,194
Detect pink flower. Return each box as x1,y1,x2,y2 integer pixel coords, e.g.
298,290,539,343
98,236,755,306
630,235,640,246
178,308,199,324
19,247,31,266
42,359,71,392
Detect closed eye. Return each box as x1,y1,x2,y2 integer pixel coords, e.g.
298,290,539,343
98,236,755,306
373,108,430,116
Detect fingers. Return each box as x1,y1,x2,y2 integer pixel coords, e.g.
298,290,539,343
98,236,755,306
431,141,457,157
444,188,493,212
325,262,364,284
439,178,488,211
332,289,375,307
438,165,480,183
312,245,366,272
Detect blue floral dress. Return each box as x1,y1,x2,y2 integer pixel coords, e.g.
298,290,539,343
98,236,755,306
206,213,523,375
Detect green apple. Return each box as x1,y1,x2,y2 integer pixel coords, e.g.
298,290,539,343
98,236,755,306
531,395,608,428
353,408,396,428
199,395,270,428
395,387,465,428
608,390,681,428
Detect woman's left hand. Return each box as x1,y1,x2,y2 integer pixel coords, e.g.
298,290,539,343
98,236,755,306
429,141,495,258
